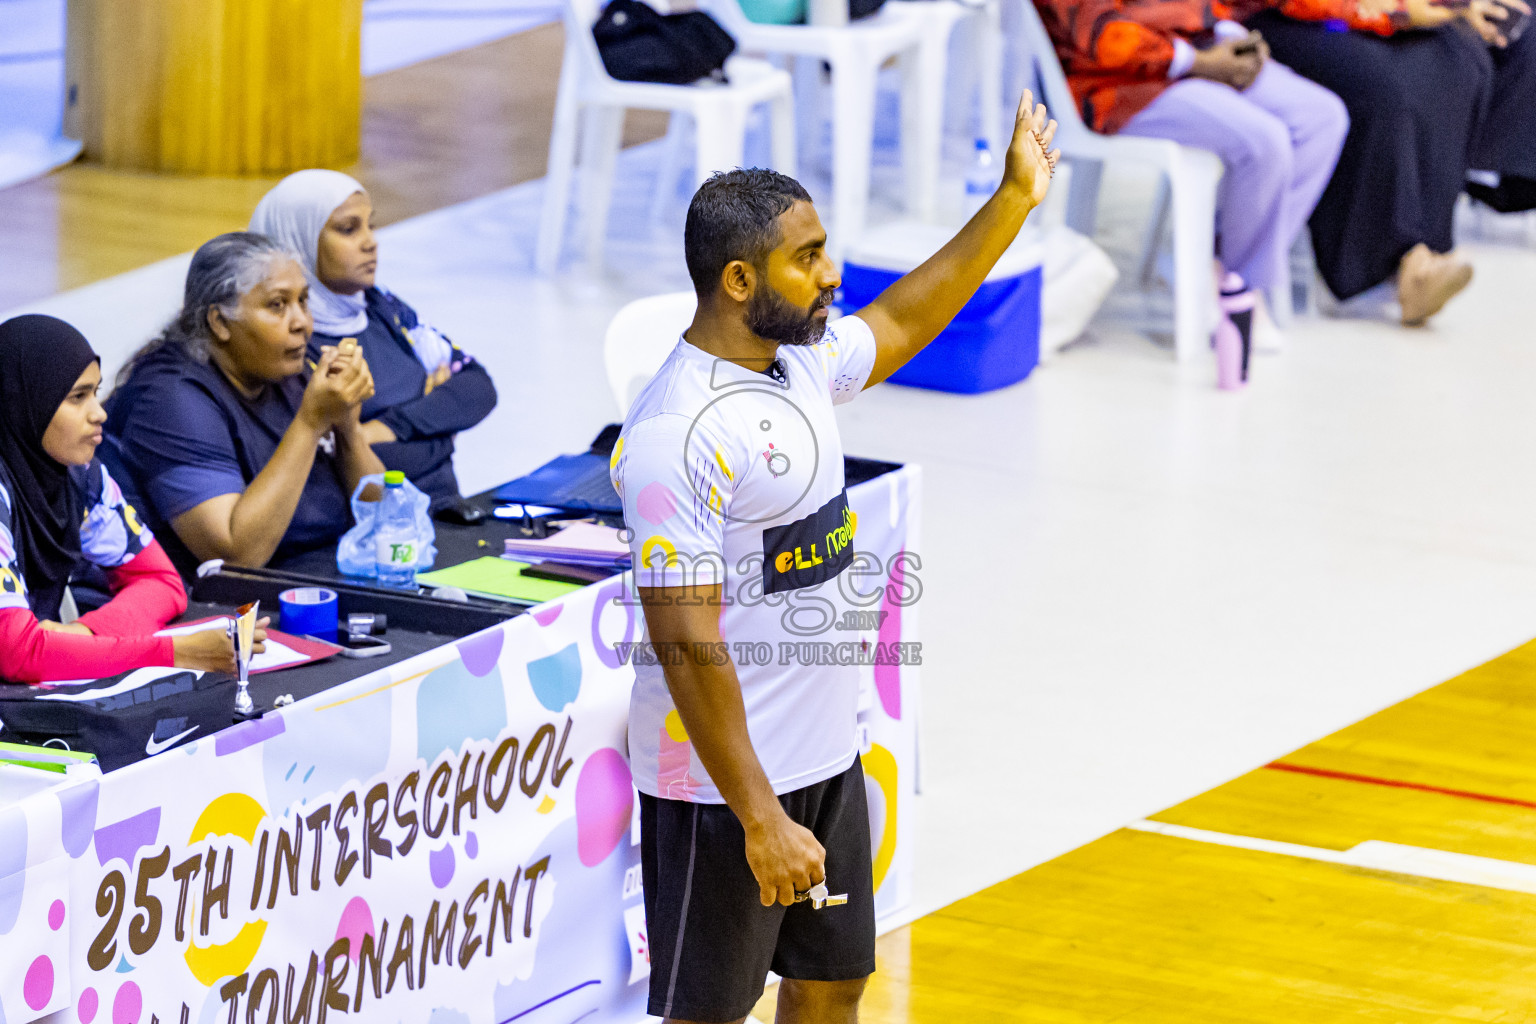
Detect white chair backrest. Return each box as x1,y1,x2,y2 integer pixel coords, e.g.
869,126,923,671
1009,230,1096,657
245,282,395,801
1009,0,1090,139
699,0,751,34
604,291,699,417
562,0,613,79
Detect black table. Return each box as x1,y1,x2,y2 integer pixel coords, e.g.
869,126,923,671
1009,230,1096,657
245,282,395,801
194,455,902,661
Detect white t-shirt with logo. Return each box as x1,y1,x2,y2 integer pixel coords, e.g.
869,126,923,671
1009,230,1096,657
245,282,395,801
610,314,878,804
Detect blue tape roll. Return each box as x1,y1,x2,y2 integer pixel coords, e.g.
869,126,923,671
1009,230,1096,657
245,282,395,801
279,587,338,637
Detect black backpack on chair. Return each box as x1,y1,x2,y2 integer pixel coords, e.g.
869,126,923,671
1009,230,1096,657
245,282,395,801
592,0,737,84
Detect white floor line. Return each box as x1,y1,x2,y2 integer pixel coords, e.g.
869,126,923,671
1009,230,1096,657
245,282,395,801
1127,819,1536,896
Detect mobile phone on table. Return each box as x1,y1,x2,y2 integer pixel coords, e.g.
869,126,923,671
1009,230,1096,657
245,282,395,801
308,632,392,658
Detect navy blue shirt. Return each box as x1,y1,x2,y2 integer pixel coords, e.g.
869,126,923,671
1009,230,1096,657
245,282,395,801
104,344,354,572
311,288,497,508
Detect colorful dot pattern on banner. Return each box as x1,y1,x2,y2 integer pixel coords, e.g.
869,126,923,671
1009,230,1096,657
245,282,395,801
182,794,268,986
575,748,633,866
589,576,637,670
57,780,99,859
416,660,508,762
429,843,456,888
334,897,375,963
23,955,51,1010
78,987,98,1023
863,743,900,892
528,642,583,712
874,550,907,719
93,808,161,868
112,980,141,1024
456,629,505,677
0,807,25,934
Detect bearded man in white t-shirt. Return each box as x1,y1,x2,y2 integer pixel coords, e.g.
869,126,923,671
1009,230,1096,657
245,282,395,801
610,93,1059,1024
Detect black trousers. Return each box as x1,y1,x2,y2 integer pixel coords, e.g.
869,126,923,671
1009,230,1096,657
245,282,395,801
1250,15,1495,298
1468,26,1536,212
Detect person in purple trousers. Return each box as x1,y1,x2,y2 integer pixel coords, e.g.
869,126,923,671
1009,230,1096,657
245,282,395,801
1037,0,1353,344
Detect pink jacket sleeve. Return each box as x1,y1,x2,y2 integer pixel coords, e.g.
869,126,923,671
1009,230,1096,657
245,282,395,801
74,542,188,637
0,542,185,684
0,610,176,684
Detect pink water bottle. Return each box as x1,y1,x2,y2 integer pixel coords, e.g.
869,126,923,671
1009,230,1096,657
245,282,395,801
1215,273,1255,390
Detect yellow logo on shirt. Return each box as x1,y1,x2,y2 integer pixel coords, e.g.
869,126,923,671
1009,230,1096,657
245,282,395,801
774,545,823,573
640,535,678,569
0,567,22,596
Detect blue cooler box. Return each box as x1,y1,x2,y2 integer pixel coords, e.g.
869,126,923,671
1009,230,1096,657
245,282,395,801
840,222,1043,394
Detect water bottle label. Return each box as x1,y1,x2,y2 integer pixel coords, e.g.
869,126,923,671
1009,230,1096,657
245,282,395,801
377,537,415,567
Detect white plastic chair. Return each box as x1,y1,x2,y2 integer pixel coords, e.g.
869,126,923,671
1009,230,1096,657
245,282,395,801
703,0,965,262
1008,0,1223,361
535,0,798,274
944,0,1008,158
604,291,699,416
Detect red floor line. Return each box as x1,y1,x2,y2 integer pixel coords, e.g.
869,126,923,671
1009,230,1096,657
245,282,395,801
1264,761,1536,811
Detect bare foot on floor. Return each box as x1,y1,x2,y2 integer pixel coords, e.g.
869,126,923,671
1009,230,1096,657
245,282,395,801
1398,243,1473,326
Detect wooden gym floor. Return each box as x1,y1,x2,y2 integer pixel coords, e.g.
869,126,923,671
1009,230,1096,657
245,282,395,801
0,22,666,313
751,637,1536,1022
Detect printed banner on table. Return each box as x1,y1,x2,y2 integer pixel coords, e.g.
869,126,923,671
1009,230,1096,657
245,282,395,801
0,467,920,1024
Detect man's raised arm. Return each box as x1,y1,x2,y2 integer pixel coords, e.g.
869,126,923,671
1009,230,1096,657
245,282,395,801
857,91,1061,388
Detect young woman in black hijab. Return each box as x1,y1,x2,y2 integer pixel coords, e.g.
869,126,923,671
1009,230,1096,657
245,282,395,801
0,314,255,682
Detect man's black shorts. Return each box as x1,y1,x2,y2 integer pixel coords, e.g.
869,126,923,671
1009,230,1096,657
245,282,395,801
640,756,876,1023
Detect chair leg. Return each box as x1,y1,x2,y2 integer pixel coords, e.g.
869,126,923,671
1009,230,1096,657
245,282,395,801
1168,148,1222,363
692,101,748,186
1267,264,1294,328
830,55,878,265
792,56,826,176
1063,155,1103,238
535,74,582,274
899,35,946,221
946,15,978,139
1138,174,1171,288
650,111,689,223
769,90,798,179
979,0,1006,158
580,104,625,269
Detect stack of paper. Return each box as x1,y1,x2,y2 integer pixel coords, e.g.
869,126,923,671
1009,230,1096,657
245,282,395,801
0,741,97,775
417,557,586,604
502,521,632,569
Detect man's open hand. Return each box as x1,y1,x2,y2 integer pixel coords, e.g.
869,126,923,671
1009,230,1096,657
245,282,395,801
1002,90,1060,210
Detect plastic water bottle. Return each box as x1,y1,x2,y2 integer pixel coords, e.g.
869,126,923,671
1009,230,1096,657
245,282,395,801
375,471,419,587
963,138,997,219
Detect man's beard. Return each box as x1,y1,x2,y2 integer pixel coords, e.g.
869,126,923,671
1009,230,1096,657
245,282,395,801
746,283,836,347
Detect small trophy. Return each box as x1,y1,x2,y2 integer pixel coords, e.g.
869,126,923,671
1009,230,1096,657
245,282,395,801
230,601,259,721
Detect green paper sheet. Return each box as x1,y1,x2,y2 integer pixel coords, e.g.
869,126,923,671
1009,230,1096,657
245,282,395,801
0,740,97,774
416,557,586,604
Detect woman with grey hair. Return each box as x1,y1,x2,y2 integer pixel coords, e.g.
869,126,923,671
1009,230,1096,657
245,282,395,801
106,232,384,572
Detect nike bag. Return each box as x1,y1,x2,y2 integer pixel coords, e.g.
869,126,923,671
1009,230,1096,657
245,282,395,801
593,0,736,84
0,669,239,772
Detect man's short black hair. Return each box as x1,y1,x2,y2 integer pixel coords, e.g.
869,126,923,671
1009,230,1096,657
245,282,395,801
684,168,814,296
